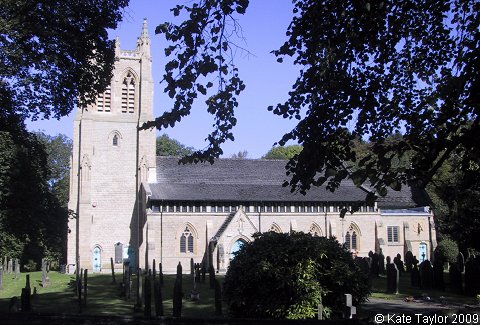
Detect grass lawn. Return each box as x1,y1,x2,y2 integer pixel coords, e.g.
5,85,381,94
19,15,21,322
369,272,476,305
0,271,223,318
0,270,476,318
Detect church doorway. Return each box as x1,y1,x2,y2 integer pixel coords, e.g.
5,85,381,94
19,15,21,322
419,242,428,262
231,239,247,259
92,246,102,272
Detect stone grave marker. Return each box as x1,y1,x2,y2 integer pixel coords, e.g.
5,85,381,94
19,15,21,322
449,263,463,294
344,293,356,319
393,254,404,276
0,266,4,290
378,251,385,274
386,256,399,294
464,255,480,296
419,260,434,289
405,251,414,272
411,257,420,287
433,254,445,290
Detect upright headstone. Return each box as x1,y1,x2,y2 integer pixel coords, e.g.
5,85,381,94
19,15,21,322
433,254,445,290
393,254,404,276
144,273,151,317
370,253,380,277
411,257,420,287
176,262,183,286
110,257,116,284
20,274,31,312
83,269,88,306
449,263,463,294
464,255,480,296
14,259,20,279
378,251,386,275
154,268,163,317
386,256,399,294
209,264,215,289
405,251,414,272
214,278,222,316
457,252,465,273
159,263,164,287
0,266,3,290
419,260,434,289
344,293,357,319
173,277,182,317
7,258,12,274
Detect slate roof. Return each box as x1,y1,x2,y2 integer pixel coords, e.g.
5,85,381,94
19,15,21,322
149,157,429,208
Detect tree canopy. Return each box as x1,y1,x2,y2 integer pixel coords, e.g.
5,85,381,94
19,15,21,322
0,0,129,126
156,134,195,156
0,131,69,265
263,145,303,160
146,0,479,197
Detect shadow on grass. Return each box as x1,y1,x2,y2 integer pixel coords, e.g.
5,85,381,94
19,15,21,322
0,272,224,319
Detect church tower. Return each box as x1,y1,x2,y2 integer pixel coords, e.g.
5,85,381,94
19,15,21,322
67,20,156,272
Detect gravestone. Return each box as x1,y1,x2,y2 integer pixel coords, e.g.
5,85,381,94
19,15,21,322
411,257,420,287
41,259,51,287
386,256,399,294
173,277,182,317
7,258,12,274
457,252,465,273
14,259,20,279
405,251,414,272
344,293,357,319
159,262,164,287
354,257,370,277
214,278,222,316
209,264,215,289
464,255,480,296
0,266,3,290
370,252,380,277
144,273,151,317
201,264,206,283
393,254,404,276
20,274,31,312
378,251,386,274
419,260,434,289
433,254,445,290
449,263,463,294
154,268,163,317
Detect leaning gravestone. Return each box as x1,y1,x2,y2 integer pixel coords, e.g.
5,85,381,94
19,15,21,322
420,260,434,289
386,256,399,294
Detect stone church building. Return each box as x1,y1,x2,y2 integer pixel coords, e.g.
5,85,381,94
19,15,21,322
67,21,437,273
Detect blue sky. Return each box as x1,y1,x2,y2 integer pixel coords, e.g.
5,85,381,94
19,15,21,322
27,1,300,158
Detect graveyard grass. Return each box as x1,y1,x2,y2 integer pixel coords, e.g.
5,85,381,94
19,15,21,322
370,273,475,305
0,272,219,317
0,270,477,318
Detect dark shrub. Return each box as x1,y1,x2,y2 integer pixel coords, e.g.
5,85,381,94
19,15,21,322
223,232,370,319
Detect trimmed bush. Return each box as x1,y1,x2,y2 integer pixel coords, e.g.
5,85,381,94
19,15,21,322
436,238,459,264
223,232,370,319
